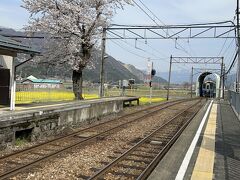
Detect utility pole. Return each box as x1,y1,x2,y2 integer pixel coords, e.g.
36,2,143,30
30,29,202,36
99,27,107,98
191,67,193,98
219,57,224,99
237,0,240,92
223,64,226,99
167,56,172,101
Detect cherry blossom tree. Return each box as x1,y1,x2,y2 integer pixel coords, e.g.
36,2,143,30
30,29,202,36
22,0,131,99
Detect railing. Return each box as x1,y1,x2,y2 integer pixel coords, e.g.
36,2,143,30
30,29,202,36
228,90,240,119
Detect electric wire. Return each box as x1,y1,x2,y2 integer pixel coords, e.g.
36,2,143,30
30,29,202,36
217,16,237,57
222,38,235,57
108,32,168,59
138,0,196,56
132,0,193,56
109,32,189,71
110,20,235,27
108,34,189,71
108,39,149,59
137,0,192,56
133,1,236,66
217,36,230,57
225,51,238,74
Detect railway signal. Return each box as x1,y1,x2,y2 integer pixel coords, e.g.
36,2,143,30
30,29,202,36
147,60,156,103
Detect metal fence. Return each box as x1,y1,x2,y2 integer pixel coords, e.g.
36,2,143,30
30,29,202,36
104,88,192,99
228,90,240,119
15,85,98,104
15,83,193,104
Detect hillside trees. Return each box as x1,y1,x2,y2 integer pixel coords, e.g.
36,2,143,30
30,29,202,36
22,0,131,99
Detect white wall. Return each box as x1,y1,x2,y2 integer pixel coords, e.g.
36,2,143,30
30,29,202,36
0,55,13,86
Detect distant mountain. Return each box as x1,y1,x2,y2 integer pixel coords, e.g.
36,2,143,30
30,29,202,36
83,52,142,83
15,53,143,84
1,27,167,84
159,70,192,84
124,64,145,81
128,66,168,84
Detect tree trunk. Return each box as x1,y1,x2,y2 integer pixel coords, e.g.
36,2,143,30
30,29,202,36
72,69,84,100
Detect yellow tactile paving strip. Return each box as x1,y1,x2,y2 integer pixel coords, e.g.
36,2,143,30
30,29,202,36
191,103,217,180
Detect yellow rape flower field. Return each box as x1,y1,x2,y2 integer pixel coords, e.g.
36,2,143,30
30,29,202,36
15,91,166,105
15,91,98,104
139,97,166,104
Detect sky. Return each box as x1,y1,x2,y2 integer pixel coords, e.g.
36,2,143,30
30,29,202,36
0,0,237,79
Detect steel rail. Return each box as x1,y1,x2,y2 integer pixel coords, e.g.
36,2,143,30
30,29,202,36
137,102,202,179
0,99,197,179
0,98,187,161
88,100,202,179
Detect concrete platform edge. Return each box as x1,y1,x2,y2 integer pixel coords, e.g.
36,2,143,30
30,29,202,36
147,100,211,180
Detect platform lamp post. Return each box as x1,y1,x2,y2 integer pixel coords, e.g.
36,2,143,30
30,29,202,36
99,27,107,98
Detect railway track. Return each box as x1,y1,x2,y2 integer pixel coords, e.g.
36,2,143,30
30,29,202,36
88,100,203,180
0,98,200,179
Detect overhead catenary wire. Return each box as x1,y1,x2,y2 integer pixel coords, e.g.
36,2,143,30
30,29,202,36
110,20,236,28
217,35,230,57
128,1,238,78
138,0,166,26
109,38,169,61
132,0,193,56
108,31,192,71
225,51,238,75
108,32,190,71
217,16,237,57
108,32,168,59
109,39,150,59
222,38,235,57
114,39,163,59
108,34,189,71
136,0,192,56
138,0,194,56
226,45,238,68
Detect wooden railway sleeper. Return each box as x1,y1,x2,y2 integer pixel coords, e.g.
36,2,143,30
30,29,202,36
88,100,202,180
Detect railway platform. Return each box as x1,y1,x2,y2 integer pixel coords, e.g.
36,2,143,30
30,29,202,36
0,96,139,149
0,96,139,117
148,99,240,180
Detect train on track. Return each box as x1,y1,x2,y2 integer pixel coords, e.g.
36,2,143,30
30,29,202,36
202,80,216,98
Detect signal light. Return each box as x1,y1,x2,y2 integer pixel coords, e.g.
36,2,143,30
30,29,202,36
151,69,156,76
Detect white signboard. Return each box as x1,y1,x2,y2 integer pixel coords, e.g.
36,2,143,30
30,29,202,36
146,59,153,83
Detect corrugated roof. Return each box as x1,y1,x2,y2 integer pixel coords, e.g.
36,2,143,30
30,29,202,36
0,34,40,54
24,79,62,84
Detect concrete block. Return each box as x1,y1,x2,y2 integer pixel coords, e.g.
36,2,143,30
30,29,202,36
0,97,129,148
5,132,14,142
